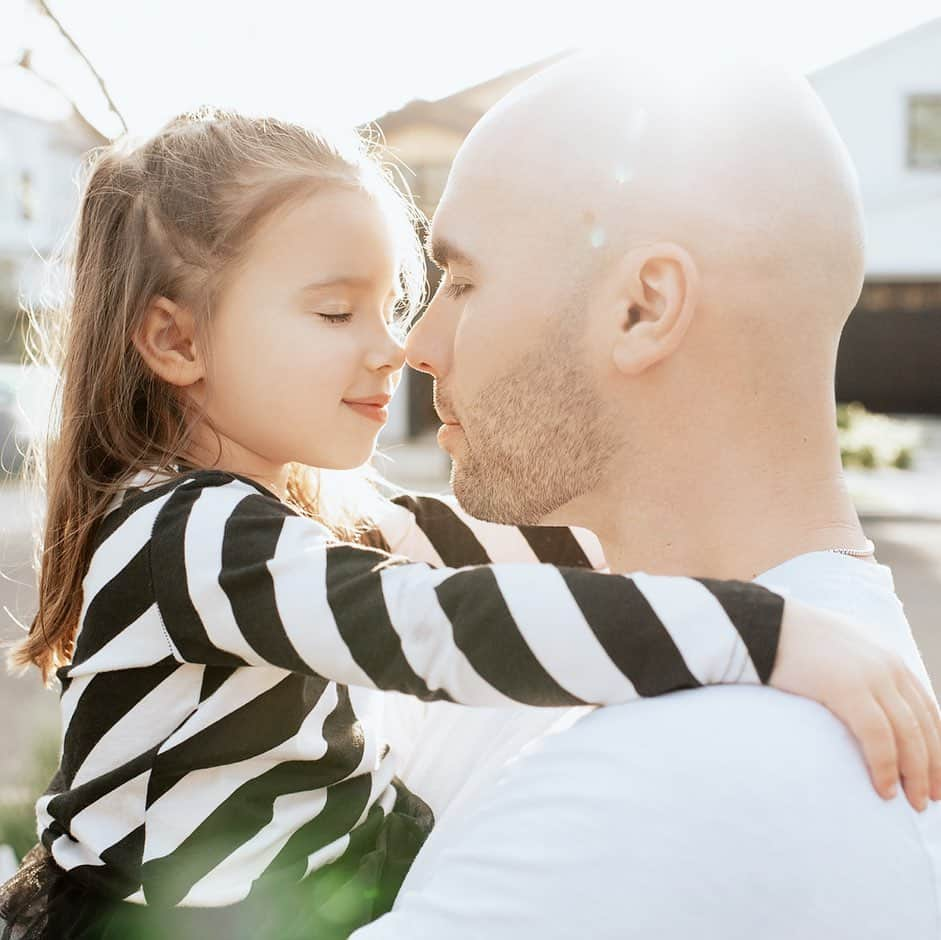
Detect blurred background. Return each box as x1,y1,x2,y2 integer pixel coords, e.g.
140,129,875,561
0,0,939,863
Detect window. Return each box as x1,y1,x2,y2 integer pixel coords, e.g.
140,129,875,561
908,95,941,169
19,171,34,221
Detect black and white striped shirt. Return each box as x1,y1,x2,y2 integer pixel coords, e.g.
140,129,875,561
37,468,784,909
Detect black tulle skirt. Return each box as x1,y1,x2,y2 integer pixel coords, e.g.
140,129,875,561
0,784,432,940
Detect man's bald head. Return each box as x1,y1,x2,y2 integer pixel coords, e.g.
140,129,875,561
408,52,867,525
447,52,865,336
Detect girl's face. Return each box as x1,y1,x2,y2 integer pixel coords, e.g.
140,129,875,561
190,185,407,487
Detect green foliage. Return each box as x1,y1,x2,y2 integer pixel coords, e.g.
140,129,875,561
0,258,25,363
838,403,920,471
0,730,59,862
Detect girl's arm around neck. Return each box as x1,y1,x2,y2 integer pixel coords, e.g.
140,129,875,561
148,474,783,707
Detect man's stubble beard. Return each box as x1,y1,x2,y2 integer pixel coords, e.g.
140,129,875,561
449,311,622,526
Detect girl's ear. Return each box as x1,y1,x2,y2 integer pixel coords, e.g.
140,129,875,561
610,243,699,376
133,297,205,387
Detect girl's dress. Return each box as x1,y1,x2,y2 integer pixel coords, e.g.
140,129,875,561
1,468,783,939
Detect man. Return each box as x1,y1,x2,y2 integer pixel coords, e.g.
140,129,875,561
354,53,941,937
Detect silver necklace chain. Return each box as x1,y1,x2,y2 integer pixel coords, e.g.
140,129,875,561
827,538,876,558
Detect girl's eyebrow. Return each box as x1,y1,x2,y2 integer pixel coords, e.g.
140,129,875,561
301,279,401,303
300,277,375,291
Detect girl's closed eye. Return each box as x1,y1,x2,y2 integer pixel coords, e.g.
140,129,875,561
317,306,403,326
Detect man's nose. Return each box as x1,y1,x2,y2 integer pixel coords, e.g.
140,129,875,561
405,296,450,379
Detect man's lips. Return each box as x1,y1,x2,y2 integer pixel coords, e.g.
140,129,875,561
437,418,464,447
433,387,462,439
434,405,460,426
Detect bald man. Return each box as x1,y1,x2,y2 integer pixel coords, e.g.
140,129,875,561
353,54,941,938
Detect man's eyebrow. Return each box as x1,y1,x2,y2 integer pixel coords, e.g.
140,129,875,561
424,231,475,270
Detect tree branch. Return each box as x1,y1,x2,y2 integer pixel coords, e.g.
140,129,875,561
33,0,127,135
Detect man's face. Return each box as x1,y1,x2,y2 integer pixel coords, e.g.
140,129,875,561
404,168,621,525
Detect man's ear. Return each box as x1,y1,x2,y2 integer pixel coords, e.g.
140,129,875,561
611,243,699,376
132,296,205,387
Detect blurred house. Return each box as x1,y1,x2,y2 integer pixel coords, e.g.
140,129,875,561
375,23,941,441
0,63,104,361
814,18,941,414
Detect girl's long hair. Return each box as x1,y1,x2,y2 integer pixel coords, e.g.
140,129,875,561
10,108,426,684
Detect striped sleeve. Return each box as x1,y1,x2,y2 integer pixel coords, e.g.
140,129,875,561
372,492,607,570
148,476,784,708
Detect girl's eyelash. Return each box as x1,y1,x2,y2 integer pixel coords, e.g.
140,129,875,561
444,281,470,299
318,312,403,335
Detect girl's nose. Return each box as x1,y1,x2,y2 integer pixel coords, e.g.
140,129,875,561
366,323,407,374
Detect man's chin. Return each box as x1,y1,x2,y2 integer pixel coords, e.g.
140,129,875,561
451,465,495,522
451,466,537,526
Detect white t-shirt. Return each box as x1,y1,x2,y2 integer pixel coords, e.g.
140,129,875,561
355,551,941,939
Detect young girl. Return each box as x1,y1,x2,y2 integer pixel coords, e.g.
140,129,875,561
0,109,932,940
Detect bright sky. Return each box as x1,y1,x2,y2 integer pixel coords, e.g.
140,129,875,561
1,0,940,138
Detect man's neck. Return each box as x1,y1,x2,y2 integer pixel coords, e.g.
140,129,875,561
550,410,867,581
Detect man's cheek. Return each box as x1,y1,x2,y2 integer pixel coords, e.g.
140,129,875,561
456,304,514,376
453,316,495,393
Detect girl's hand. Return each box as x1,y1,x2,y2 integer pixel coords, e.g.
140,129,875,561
770,599,941,812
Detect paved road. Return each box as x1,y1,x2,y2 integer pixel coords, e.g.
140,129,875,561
866,517,941,681
1,481,940,791
0,481,59,791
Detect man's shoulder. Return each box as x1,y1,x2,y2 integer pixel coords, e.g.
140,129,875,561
396,686,941,939
756,551,931,692
484,686,904,839
563,685,850,778
754,551,901,624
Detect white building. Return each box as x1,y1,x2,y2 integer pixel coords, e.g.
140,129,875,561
810,18,941,413
0,64,104,358
812,17,941,280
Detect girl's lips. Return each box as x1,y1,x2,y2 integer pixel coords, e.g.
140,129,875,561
344,400,389,424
